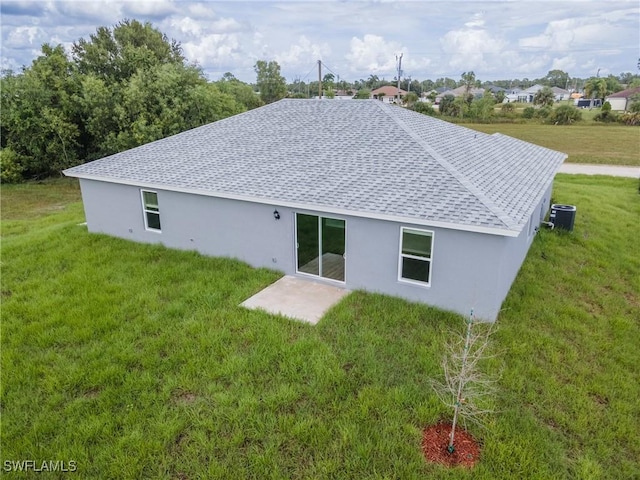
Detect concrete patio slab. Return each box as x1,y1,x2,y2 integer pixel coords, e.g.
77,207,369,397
240,275,349,324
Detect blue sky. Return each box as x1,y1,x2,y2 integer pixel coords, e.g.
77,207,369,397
1,0,638,84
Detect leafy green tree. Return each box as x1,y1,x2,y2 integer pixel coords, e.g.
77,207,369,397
533,86,555,107
494,90,506,103
353,88,371,99
412,102,435,116
604,75,623,95
72,19,184,84
629,94,640,113
104,63,243,152
322,73,335,93
215,76,263,111
469,94,495,122
254,60,287,104
1,44,80,178
403,91,419,107
0,148,24,183
2,20,249,181
544,69,570,88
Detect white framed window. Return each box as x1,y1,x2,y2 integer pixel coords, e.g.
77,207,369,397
141,190,161,232
398,227,433,286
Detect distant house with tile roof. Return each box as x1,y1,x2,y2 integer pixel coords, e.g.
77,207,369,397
370,86,406,103
64,100,566,321
605,87,640,111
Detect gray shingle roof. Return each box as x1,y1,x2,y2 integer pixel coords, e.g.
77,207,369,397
64,99,566,236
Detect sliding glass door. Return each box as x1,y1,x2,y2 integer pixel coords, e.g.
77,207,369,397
296,213,345,282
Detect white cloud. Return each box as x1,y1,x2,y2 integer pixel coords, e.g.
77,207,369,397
440,27,506,71
182,33,242,66
5,25,43,46
123,0,176,18
345,35,404,75
465,12,485,28
519,15,619,52
274,35,330,67
550,55,576,73
168,17,203,37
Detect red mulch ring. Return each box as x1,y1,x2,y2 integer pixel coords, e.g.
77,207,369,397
422,422,480,468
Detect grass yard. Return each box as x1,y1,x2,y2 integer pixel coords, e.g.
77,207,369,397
468,124,640,166
1,177,639,479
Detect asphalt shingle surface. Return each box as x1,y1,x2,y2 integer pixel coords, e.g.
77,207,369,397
64,99,567,234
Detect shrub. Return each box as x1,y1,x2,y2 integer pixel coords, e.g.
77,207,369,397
412,102,436,116
619,112,640,126
439,94,458,116
550,105,582,125
522,106,535,118
535,106,552,118
601,101,612,113
501,103,515,114
0,148,25,183
594,110,619,123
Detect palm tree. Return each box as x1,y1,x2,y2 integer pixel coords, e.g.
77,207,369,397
533,86,556,107
584,77,607,100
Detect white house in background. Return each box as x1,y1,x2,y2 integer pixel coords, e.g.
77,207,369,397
64,100,566,321
551,87,571,101
605,87,640,111
370,86,407,103
505,85,567,103
504,88,523,102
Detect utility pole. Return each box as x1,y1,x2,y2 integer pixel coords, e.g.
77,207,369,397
396,53,403,103
318,60,322,99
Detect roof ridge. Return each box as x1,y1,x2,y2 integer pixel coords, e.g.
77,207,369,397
374,102,518,230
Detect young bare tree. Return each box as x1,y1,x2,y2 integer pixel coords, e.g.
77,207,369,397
431,310,497,453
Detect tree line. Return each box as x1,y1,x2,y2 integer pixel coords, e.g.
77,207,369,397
2,19,639,183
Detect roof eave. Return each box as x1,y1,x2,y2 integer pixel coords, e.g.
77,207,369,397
64,171,522,237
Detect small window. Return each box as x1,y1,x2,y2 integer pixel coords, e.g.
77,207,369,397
399,227,433,285
141,190,161,231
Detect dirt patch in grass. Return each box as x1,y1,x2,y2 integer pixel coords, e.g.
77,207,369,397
422,422,480,468
171,391,198,405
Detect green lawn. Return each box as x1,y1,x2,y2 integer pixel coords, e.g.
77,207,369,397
1,178,639,479
467,124,640,166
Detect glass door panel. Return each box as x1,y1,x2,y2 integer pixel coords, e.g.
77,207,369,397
296,214,319,275
321,218,345,281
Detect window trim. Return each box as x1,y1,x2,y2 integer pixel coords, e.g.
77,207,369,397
141,189,162,232
398,226,434,287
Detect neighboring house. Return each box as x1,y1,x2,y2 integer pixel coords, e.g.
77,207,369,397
605,87,640,111
516,84,545,103
504,88,523,103
370,86,407,103
64,100,566,321
551,87,570,101
485,84,506,94
447,86,485,98
420,89,438,103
